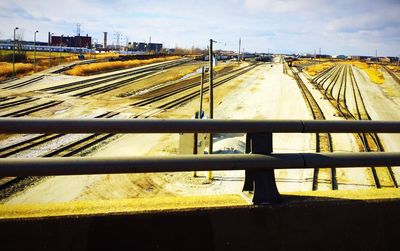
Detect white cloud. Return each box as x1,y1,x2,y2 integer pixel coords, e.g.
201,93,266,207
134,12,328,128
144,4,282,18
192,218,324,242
0,0,399,55
243,0,326,13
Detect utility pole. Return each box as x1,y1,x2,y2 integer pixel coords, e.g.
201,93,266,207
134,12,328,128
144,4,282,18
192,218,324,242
194,66,205,178
33,30,38,72
199,66,204,117
49,32,54,67
59,35,63,65
238,37,241,63
76,23,81,54
209,39,214,119
319,48,321,63
12,27,19,76
208,38,214,181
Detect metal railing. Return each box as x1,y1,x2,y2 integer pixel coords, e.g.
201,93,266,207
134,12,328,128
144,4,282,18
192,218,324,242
1,118,400,204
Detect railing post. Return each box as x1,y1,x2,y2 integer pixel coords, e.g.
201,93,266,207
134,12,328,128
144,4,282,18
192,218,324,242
243,133,281,204
243,136,254,191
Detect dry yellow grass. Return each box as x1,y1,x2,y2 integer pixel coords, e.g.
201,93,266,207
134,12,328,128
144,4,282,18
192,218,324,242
350,61,384,84
0,50,117,60
0,51,122,80
65,56,181,76
304,62,335,76
291,60,310,66
93,52,120,59
0,62,33,79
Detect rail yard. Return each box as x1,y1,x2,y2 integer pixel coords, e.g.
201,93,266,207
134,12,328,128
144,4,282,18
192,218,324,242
2,1,400,249
0,55,399,205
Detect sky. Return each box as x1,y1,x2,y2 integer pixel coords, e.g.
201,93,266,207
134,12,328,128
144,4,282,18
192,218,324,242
0,0,399,56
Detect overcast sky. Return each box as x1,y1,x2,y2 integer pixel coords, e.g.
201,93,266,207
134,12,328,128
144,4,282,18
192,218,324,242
1,0,399,56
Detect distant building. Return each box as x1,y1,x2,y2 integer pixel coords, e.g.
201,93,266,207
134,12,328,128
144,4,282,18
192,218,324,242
128,42,163,53
332,55,347,59
351,55,370,61
316,54,331,59
379,57,399,63
50,34,92,48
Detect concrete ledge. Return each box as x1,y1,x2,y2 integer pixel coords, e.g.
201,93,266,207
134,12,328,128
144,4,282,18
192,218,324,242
0,194,249,220
1,190,400,250
2,188,400,220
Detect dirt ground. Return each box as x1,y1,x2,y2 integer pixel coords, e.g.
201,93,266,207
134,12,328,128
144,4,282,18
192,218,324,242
3,58,400,205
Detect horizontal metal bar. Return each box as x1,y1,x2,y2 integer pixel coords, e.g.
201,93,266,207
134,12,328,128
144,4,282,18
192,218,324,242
1,118,399,134
0,153,399,177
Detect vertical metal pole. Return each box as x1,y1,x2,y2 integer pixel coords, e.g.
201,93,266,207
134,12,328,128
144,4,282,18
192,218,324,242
243,135,254,191
34,31,38,72
209,39,214,119
59,35,63,65
243,133,280,204
319,48,321,64
12,27,18,76
238,37,241,63
208,39,213,180
49,33,53,67
193,112,198,177
199,66,204,117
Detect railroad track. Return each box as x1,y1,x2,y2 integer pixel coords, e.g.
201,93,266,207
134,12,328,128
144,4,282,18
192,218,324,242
0,97,40,111
290,67,336,190
0,96,16,103
0,60,190,117
2,75,45,90
0,62,260,200
0,77,18,85
0,111,120,199
310,64,398,188
0,100,63,118
74,71,158,97
382,65,400,85
0,111,119,158
132,63,260,107
49,59,99,74
282,61,290,75
37,59,190,96
0,61,101,90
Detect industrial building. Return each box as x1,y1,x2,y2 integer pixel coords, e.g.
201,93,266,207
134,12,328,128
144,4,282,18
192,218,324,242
49,33,92,48
127,42,163,53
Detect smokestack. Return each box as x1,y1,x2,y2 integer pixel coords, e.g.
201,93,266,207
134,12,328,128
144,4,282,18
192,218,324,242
103,32,108,48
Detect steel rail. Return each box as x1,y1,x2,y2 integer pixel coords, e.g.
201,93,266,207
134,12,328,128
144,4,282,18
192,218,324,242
0,97,40,110
382,65,400,85
0,101,63,118
4,75,45,90
38,59,189,92
291,68,336,190
131,63,258,106
0,153,399,177
0,112,118,158
0,96,16,102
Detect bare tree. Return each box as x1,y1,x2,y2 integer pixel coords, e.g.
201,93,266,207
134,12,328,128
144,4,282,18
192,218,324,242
15,31,27,62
